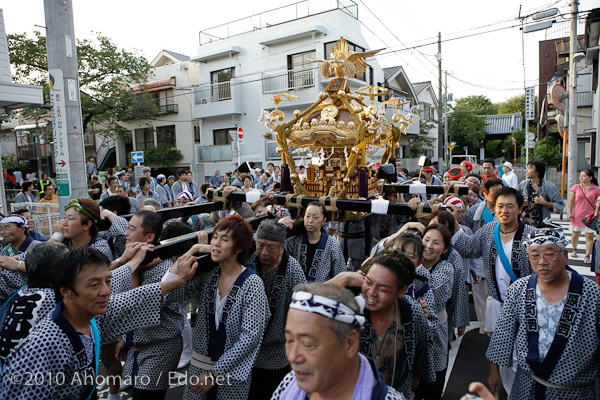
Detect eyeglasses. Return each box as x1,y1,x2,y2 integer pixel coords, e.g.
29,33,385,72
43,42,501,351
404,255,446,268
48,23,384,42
125,225,149,234
529,251,562,261
0,225,18,232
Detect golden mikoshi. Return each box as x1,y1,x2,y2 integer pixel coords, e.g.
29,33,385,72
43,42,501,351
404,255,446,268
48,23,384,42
258,37,414,199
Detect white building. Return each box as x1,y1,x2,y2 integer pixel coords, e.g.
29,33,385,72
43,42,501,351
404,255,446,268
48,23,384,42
412,81,439,160
116,50,200,173
190,0,423,181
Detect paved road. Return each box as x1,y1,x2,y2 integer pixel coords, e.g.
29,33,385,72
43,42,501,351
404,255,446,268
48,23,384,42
98,213,597,399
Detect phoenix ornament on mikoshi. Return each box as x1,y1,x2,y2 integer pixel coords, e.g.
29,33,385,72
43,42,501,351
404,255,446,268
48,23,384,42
311,37,382,79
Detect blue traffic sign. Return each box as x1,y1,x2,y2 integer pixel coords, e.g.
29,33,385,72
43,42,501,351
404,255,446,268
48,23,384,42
463,146,468,152
131,151,144,163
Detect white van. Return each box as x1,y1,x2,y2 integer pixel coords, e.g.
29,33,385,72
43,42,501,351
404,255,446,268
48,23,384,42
450,155,479,174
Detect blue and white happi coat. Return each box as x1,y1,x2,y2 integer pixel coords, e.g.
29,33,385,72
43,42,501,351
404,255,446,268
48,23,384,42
415,262,453,372
248,251,307,370
122,258,185,391
285,229,346,282
360,296,434,400
486,269,600,400
168,265,270,400
452,221,535,302
0,280,166,400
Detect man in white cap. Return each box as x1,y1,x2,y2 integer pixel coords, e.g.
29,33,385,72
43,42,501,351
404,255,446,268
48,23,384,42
116,170,130,191
155,174,170,207
501,162,518,189
486,227,600,399
0,215,41,272
272,282,406,399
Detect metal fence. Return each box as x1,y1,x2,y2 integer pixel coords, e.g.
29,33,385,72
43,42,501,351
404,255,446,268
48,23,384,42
194,81,232,104
11,202,60,239
262,68,316,93
199,0,358,45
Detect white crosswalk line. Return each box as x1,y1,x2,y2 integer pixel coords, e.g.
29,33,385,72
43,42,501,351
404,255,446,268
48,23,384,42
547,214,595,278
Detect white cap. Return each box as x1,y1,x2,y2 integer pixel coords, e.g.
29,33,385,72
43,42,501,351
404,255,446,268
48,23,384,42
503,161,513,170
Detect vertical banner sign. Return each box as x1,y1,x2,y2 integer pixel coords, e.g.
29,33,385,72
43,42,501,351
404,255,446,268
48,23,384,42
49,69,71,197
525,87,535,121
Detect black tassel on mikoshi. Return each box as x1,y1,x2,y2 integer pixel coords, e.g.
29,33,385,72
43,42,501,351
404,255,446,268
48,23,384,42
358,167,369,198
280,164,292,192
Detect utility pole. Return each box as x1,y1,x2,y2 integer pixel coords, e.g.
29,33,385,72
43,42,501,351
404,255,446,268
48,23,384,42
566,0,579,191
444,70,449,166
44,0,87,215
437,32,443,168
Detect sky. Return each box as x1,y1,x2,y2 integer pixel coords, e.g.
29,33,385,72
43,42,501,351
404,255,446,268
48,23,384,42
2,0,598,104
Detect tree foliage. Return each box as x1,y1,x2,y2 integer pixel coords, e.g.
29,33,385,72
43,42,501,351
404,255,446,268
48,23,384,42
447,108,486,154
533,135,562,165
8,31,157,140
497,94,525,115
454,95,498,115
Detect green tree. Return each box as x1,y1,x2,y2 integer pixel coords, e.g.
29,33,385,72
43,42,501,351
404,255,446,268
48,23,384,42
8,31,157,140
533,135,562,165
447,109,486,154
454,95,498,115
497,94,525,115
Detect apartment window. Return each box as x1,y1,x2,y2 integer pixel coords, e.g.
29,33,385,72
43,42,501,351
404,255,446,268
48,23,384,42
324,40,366,81
211,67,233,101
287,50,315,89
194,126,201,143
423,104,430,120
156,125,176,148
213,128,234,145
135,128,154,150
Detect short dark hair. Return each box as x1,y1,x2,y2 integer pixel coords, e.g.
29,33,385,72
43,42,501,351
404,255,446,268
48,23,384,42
422,223,451,251
22,181,33,192
177,169,187,177
26,242,68,289
528,160,546,178
306,201,327,219
100,195,131,215
200,183,210,196
107,176,118,185
369,250,416,289
134,210,163,244
267,162,275,168
53,247,110,300
13,208,30,216
388,232,424,261
160,222,193,256
493,187,524,208
213,215,254,264
483,158,495,167
483,178,504,193
139,177,150,188
427,210,456,234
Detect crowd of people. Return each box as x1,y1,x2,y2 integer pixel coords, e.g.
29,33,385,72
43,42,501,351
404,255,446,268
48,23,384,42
0,156,598,400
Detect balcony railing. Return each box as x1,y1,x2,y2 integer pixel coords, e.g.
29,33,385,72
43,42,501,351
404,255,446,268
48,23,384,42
17,143,53,160
194,82,232,104
158,104,179,114
199,0,358,45
262,69,316,93
195,144,232,162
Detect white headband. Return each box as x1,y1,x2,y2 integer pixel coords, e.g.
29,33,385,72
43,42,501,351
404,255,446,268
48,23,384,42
290,291,366,328
0,215,28,228
524,228,569,248
177,191,194,201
